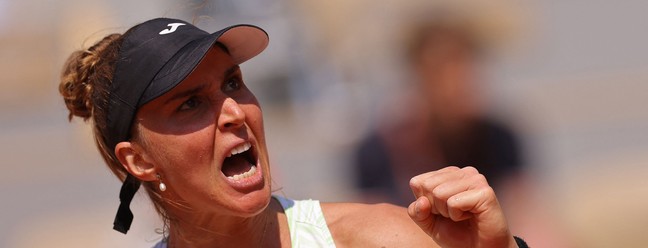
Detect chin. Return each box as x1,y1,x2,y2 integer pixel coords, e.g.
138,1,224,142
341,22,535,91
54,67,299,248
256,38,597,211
233,189,272,217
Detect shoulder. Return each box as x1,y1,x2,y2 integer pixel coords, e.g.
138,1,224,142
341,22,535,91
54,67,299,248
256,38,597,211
321,202,439,248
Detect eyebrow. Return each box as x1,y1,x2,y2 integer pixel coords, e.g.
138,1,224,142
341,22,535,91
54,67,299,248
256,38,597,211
164,65,241,105
164,84,206,105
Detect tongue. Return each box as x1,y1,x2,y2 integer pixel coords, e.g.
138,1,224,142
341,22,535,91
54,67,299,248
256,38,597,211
222,155,253,177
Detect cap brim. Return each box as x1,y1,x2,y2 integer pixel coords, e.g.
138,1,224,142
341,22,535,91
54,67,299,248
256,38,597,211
139,25,268,106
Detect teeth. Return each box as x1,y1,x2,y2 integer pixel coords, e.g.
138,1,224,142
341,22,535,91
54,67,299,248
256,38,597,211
227,142,251,157
227,166,256,181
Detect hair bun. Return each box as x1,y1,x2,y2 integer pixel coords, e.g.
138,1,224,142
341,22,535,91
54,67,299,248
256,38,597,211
59,34,121,121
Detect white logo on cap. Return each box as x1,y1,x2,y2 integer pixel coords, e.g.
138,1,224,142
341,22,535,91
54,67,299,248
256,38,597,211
159,23,186,35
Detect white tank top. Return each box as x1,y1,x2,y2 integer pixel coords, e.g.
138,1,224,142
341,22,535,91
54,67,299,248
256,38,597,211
275,195,336,247
151,195,336,247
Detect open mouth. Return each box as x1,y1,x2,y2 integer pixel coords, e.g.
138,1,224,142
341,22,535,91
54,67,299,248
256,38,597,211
221,141,258,181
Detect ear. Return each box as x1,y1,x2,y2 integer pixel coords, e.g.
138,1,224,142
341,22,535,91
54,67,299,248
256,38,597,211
115,141,157,181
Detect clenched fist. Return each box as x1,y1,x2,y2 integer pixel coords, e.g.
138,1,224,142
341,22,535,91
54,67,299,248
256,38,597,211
408,166,518,248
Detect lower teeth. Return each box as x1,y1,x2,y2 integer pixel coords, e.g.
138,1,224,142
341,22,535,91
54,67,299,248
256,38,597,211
228,166,256,180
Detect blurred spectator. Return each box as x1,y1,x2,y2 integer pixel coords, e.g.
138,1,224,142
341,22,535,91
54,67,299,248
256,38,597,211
352,18,524,206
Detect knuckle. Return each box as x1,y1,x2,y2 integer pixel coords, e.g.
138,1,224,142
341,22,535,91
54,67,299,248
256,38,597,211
461,166,479,175
471,173,488,184
431,184,447,198
409,176,420,187
480,186,497,199
421,178,438,192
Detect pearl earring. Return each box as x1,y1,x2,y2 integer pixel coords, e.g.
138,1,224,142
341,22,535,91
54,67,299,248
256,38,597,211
157,174,167,192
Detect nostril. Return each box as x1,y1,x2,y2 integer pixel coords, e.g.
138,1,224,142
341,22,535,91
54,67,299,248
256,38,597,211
221,119,244,130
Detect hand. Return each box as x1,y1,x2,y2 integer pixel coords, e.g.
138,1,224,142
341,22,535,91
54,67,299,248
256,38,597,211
407,166,517,248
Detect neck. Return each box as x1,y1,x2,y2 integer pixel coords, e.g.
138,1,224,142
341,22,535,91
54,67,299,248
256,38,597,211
166,198,281,248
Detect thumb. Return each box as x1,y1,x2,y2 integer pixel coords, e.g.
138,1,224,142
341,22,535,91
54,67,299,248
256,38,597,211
408,196,435,231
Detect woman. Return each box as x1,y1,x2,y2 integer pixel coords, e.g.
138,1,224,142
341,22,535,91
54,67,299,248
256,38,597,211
59,17,525,247
353,19,524,207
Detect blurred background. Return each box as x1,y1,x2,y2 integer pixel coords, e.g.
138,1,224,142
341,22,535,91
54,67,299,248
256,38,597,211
1,0,648,247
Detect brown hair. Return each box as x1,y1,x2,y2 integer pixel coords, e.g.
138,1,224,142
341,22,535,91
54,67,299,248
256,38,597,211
60,33,122,175
58,32,170,232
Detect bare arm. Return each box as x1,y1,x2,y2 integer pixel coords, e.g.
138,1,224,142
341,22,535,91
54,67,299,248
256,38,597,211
323,166,519,248
322,202,440,248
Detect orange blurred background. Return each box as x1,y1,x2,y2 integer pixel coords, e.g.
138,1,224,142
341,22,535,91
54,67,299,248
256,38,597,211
1,0,648,247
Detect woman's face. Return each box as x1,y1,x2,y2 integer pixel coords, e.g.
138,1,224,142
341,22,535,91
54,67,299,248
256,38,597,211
134,46,271,217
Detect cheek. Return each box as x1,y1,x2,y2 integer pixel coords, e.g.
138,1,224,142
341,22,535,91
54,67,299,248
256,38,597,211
244,105,271,161
143,125,216,171
148,128,218,201
245,106,265,137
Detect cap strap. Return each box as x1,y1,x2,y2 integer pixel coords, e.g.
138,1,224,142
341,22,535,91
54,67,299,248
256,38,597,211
113,174,141,234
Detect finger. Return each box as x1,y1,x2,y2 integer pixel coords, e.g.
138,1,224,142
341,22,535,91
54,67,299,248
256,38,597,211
409,166,461,198
408,196,431,221
407,196,435,231
431,174,479,219
447,190,476,222
413,166,478,217
409,166,479,197
441,172,489,219
418,170,462,216
447,186,497,217
459,166,480,177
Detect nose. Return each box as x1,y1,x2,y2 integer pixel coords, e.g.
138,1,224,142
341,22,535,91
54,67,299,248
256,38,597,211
218,98,246,131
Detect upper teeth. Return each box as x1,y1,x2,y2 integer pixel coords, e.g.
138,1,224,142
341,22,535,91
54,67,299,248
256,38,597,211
228,142,251,157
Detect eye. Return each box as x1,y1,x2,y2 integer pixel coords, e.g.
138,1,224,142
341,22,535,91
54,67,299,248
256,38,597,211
222,77,242,92
178,96,202,111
